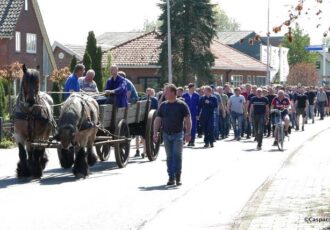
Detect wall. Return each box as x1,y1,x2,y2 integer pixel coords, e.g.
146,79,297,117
5,0,43,73
53,46,73,69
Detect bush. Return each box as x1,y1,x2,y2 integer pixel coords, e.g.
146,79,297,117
0,138,15,149
0,80,5,117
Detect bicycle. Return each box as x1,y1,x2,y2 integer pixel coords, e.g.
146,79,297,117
271,109,288,151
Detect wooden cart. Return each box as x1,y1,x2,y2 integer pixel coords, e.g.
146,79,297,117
95,97,161,168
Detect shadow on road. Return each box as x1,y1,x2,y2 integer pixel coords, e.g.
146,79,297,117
0,176,26,189
139,184,179,191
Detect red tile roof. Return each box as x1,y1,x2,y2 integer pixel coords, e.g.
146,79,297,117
102,31,267,73
102,31,162,67
211,40,267,72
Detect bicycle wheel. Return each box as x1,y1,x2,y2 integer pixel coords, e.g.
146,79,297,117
277,125,284,151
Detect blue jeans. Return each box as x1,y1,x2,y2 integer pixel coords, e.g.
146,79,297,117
163,132,184,179
231,111,243,139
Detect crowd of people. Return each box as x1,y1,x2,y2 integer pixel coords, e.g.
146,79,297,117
63,64,330,186
64,63,330,151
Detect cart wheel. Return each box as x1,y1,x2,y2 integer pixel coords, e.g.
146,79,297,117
57,146,74,169
114,119,130,168
95,144,111,161
145,109,160,161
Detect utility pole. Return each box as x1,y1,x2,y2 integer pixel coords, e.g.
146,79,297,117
167,0,173,84
266,0,271,86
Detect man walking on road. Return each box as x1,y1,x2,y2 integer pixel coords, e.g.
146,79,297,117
317,87,328,120
153,84,192,186
227,87,246,141
250,88,269,150
294,87,308,131
198,86,218,148
182,83,200,146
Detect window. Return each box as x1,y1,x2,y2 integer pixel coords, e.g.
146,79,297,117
231,75,243,87
25,0,28,11
15,32,21,52
138,76,160,91
26,33,37,53
255,76,266,86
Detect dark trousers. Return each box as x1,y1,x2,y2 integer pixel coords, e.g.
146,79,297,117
214,114,220,139
219,114,227,138
201,118,215,145
318,101,326,119
190,116,197,143
253,114,266,147
197,120,203,137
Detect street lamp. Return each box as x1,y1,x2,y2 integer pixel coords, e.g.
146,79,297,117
266,0,271,86
167,0,173,84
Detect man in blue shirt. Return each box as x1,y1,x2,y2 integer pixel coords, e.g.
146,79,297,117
118,71,139,103
63,64,85,100
182,83,200,146
198,86,218,148
105,65,128,108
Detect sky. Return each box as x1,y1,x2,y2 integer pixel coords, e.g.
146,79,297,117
38,0,330,45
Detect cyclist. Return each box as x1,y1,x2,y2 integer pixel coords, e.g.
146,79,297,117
271,90,290,146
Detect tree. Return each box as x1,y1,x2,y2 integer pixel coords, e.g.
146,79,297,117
85,31,103,90
102,53,112,86
69,55,77,73
158,0,217,85
95,46,103,89
287,63,318,86
83,52,92,71
282,26,318,66
213,5,240,32
143,19,163,32
0,80,5,117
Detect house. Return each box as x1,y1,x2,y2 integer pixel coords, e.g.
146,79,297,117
52,32,144,69
0,0,56,89
101,31,268,90
102,31,162,91
216,31,262,60
211,40,268,86
317,51,330,85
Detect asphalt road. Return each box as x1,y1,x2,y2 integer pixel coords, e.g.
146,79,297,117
0,118,329,230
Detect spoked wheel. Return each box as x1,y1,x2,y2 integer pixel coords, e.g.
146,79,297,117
114,119,130,168
277,126,284,151
95,144,111,161
145,110,160,161
57,146,74,169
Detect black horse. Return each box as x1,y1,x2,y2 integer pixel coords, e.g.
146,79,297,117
14,64,55,179
57,93,99,179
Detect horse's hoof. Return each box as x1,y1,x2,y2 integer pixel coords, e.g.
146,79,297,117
16,161,30,178
74,172,87,179
40,154,48,170
87,151,97,167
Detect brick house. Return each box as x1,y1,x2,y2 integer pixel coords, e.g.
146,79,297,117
101,31,268,90
0,0,56,90
52,32,143,69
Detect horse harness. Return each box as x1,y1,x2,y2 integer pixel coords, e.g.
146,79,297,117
74,94,98,132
